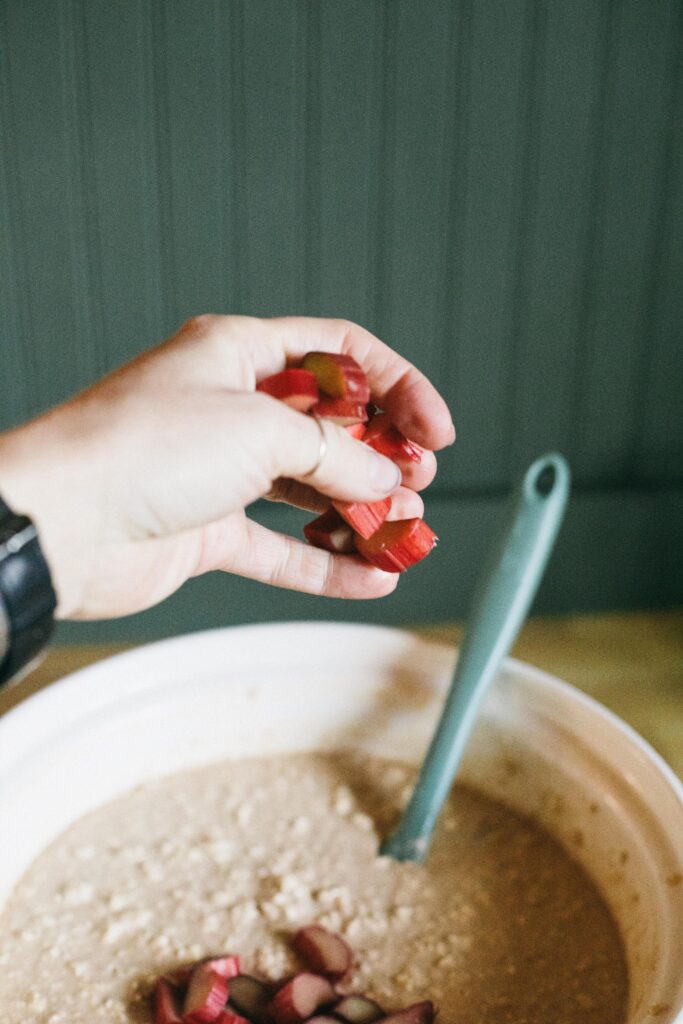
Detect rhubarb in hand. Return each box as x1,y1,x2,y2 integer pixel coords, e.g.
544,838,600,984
257,370,319,412
302,352,370,404
354,518,437,572
311,398,369,426
303,509,355,554
345,421,367,440
332,497,391,540
364,413,423,464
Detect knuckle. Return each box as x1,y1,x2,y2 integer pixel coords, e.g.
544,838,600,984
300,544,333,595
387,490,414,521
181,313,219,336
266,541,331,595
333,317,356,334
331,318,360,350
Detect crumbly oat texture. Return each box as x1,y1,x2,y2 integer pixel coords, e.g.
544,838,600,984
0,752,628,1024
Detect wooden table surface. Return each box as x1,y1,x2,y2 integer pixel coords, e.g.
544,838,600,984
2,610,681,779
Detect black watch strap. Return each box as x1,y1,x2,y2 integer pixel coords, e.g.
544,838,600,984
0,495,56,686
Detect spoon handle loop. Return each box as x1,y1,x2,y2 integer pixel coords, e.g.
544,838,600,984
381,453,571,862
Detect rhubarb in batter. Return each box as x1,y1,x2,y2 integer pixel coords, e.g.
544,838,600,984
0,752,628,1024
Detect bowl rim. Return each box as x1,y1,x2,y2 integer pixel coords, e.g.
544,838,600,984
1,620,681,802
0,620,681,1022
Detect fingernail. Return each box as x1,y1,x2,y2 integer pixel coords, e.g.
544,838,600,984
370,453,402,493
449,421,457,444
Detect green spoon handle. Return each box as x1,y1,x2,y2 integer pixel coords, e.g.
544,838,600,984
381,452,571,862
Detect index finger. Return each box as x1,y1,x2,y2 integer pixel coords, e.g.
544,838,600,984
264,317,456,451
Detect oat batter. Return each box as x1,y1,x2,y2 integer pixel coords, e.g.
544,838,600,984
0,752,628,1024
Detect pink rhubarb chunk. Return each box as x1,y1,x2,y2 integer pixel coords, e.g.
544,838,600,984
268,972,336,1024
292,926,353,983
184,964,229,1023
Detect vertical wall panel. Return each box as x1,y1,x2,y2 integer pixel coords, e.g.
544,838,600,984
240,0,306,316
2,0,97,415
365,1,396,340
1,0,681,624
383,0,452,383
636,11,683,484
572,0,679,484
508,0,603,472
437,0,473,491
316,1,378,324
60,0,107,379
77,0,158,371
162,1,229,320
444,0,533,489
0,3,29,429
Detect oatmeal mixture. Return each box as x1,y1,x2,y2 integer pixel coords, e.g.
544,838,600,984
0,752,628,1024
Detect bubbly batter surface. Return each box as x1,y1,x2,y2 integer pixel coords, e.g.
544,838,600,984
0,752,628,1024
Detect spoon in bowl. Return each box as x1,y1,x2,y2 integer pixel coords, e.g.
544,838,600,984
381,452,571,862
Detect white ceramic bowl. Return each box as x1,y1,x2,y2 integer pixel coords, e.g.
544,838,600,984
1,623,681,1021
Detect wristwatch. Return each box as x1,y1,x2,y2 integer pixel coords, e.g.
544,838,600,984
0,494,56,687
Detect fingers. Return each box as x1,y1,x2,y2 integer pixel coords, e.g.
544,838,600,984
177,315,455,452
268,441,436,506
268,317,456,450
259,397,403,503
266,478,327,513
206,517,399,599
387,487,424,520
266,481,424,520
393,448,437,491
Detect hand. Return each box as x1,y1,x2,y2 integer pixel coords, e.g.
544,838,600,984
0,316,455,619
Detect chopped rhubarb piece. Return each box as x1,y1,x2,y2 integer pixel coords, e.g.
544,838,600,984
168,964,194,988
302,352,370,403
154,978,183,1024
304,509,355,554
334,997,385,1024
364,414,423,464
184,964,229,1023
311,399,369,426
332,497,391,540
345,422,367,440
306,1017,340,1024
271,975,295,994
354,518,437,572
171,956,240,989
257,369,319,412
228,975,273,1024
205,955,241,980
379,1003,435,1024
216,1012,251,1024
267,972,336,1024
292,926,353,983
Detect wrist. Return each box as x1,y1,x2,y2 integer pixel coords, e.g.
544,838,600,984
0,482,57,684
0,422,83,619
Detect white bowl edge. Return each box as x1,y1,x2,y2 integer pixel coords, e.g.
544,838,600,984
0,622,681,1022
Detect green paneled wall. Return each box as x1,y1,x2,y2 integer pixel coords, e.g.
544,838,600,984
1,0,681,641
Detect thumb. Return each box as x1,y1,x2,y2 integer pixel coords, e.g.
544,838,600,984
256,394,402,502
